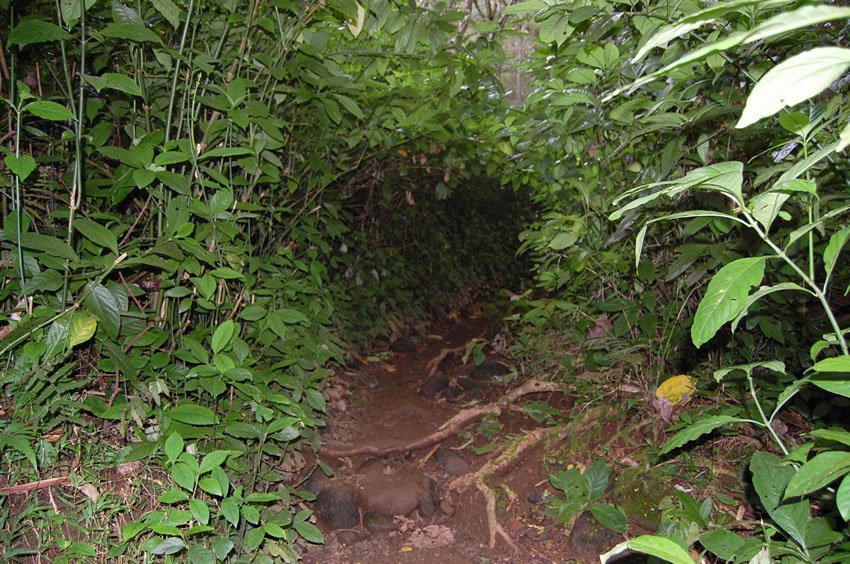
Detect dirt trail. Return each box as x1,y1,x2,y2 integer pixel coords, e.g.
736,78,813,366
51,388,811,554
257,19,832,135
302,316,583,563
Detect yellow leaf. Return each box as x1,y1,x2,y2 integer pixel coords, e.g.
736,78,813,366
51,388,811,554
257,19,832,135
655,375,696,405
400,546,414,553
69,312,97,348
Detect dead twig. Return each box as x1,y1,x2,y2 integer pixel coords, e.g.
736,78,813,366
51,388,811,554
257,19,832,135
0,476,71,495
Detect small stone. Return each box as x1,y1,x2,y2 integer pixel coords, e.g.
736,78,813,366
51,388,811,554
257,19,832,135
314,484,358,529
439,500,456,516
364,511,398,533
418,478,439,516
420,370,449,399
527,491,542,504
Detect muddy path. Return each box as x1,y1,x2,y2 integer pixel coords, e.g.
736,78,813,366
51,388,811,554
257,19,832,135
300,314,613,563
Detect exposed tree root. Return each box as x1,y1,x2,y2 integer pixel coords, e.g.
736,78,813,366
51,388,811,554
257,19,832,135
450,425,566,550
424,344,467,376
321,378,563,458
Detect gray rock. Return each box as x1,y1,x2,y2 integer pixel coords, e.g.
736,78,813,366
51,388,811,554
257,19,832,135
364,511,398,533
434,449,471,476
568,511,621,561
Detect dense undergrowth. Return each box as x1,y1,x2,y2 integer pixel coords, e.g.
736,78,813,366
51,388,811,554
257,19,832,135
3,0,850,561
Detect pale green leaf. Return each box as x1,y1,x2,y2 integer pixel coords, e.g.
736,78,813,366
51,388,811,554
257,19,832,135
601,535,694,564
20,232,78,260
824,228,850,282
692,257,768,348
810,428,850,447
751,451,794,513
68,312,97,347
785,451,850,499
502,0,546,15
101,22,163,44
24,101,75,122
837,475,850,521
737,48,850,129
168,403,218,425
9,20,72,46
151,537,186,555
748,191,789,232
164,432,184,464
5,154,37,181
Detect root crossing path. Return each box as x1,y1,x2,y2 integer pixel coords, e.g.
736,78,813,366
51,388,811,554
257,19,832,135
301,316,582,563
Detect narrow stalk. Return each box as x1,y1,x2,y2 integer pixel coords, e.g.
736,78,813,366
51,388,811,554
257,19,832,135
748,376,788,456
164,0,196,143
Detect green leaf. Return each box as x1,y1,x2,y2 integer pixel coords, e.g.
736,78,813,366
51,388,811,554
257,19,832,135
199,450,233,474
19,232,78,261
277,308,308,324
24,101,76,122
9,19,72,46
5,154,37,181
199,147,253,160
699,529,746,560
751,451,794,513
158,488,189,504
187,544,214,564
824,228,850,282
152,0,181,28
68,312,97,348
171,462,197,491
164,432,184,464
84,73,143,97
150,537,186,556
785,451,850,499
771,500,809,547
189,499,210,525
221,497,240,527
692,257,768,348
810,356,850,398
502,0,546,15
122,521,147,541
333,94,364,120
212,320,235,354
730,283,810,332
584,459,609,501
660,415,745,455
837,475,850,521
737,48,850,128
810,428,850,447
293,520,324,543
75,218,118,254
168,404,218,425
101,22,163,44
601,535,694,564
591,504,627,533
83,283,121,339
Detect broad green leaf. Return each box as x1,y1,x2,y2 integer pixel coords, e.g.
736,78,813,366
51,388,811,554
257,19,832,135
221,497,240,527
84,73,143,97
150,537,186,555
700,529,746,560
692,257,768,348
187,544,214,564
785,451,850,499
539,13,573,46
661,415,745,455
824,227,850,282
101,22,163,44
9,19,72,46
212,320,235,354
60,0,97,27
152,0,181,28
199,450,234,474
20,232,78,260
591,504,627,533
24,101,75,122
749,191,789,232
164,432,184,464
737,48,850,128
200,147,253,160
771,500,808,547
601,535,694,564
837,475,850,521
810,428,850,447
83,283,121,339
122,521,147,541
293,520,323,543
502,0,546,15
5,154,37,181
730,283,810,332
189,498,210,525
277,308,308,324
168,403,218,425
171,462,196,491
75,218,118,254
810,378,850,398
584,459,609,501
333,94,364,120
751,451,794,513
209,267,242,280
68,312,97,347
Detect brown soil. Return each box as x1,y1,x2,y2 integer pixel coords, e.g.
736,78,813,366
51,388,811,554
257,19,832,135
303,315,594,563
